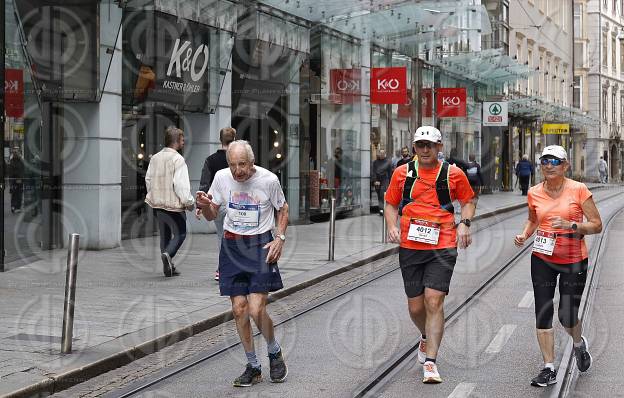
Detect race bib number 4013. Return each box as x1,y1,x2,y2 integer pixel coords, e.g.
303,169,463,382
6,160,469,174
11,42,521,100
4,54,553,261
532,230,556,256
407,220,440,245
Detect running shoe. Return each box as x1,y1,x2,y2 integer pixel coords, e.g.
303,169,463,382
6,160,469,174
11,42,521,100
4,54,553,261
531,367,557,387
417,338,427,364
574,335,592,372
232,364,262,387
161,252,173,277
268,349,288,383
422,361,442,384
214,271,220,281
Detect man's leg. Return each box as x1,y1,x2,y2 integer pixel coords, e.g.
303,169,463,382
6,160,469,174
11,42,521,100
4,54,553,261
231,295,263,386
167,211,187,259
423,287,446,360
248,292,287,382
154,209,171,255
407,295,427,334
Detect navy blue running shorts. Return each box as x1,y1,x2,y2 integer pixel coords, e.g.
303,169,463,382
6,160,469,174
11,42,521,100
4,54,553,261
398,248,458,297
219,231,283,297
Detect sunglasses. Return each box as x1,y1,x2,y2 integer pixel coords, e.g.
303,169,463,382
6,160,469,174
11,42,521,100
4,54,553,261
540,158,563,166
414,141,435,149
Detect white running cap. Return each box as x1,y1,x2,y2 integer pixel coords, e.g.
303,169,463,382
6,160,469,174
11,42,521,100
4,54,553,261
540,145,567,160
413,126,442,143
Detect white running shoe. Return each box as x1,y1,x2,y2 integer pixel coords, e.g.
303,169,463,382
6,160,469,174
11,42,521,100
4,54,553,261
417,339,427,364
423,361,442,384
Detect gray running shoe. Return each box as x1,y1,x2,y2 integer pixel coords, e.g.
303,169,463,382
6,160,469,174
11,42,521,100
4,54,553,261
233,364,262,387
268,350,288,383
574,335,592,372
531,367,557,387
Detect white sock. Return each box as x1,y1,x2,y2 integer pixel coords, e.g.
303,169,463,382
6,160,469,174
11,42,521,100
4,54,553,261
545,362,554,371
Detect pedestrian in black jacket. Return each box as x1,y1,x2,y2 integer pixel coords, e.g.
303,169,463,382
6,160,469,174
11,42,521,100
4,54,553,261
197,127,236,281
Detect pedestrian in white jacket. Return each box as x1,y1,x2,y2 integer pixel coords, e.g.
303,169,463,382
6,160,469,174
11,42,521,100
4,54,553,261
145,126,194,277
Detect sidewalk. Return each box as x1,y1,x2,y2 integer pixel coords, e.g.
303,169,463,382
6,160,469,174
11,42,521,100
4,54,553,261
0,187,602,397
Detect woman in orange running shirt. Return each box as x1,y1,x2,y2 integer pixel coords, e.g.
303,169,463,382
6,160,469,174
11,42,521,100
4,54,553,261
514,145,602,387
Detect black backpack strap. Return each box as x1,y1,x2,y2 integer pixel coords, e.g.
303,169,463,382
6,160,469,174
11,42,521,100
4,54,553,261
398,161,418,216
436,162,454,214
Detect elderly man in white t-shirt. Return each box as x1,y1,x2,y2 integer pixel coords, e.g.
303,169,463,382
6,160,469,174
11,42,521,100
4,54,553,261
196,140,289,388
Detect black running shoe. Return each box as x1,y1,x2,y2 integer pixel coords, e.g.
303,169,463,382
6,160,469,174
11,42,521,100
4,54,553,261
268,350,288,383
574,335,592,372
232,364,262,387
161,252,172,277
531,367,557,387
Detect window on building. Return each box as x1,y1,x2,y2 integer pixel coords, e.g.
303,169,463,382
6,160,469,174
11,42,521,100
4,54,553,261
612,91,617,122
528,48,534,94
613,37,617,72
574,4,582,38
603,32,608,67
546,59,551,100
574,43,583,68
562,67,567,104
603,89,608,120
540,54,545,95
621,0,624,15
555,65,559,101
573,76,581,108
621,93,624,125
614,0,617,13
621,41,624,74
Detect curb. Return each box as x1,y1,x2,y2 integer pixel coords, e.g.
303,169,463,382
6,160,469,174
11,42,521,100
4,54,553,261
0,196,573,398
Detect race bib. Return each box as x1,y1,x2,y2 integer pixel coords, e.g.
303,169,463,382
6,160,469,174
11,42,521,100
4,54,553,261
407,219,440,245
228,202,260,227
533,230,556,256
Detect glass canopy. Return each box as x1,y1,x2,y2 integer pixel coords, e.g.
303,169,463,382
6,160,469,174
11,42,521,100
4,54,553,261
508,95,599,127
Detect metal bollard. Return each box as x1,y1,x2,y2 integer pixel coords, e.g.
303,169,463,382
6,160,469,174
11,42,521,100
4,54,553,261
381,192,387,243
61,234,80,354
328,198,336,261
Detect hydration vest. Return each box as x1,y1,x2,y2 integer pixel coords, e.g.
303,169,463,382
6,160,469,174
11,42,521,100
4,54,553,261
398,160,454,216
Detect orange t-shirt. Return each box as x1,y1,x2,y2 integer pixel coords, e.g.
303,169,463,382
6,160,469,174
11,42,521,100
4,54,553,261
385,161,474,250
527,179,592,264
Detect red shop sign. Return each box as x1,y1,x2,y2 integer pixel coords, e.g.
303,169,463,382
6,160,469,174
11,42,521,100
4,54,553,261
5,69,24,118
330,68,361,104
370,67,407,104
436,87,467,118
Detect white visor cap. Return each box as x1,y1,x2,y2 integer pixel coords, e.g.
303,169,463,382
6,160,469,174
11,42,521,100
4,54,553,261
540,145,567,160
413,126,442,143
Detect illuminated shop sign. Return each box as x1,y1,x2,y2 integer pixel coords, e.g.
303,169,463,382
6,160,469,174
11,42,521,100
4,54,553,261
436,88,467,118
370,67,407,104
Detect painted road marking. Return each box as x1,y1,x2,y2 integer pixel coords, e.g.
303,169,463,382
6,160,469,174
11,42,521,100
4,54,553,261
485,324,517,354
448,382,476,398
518,291,534,308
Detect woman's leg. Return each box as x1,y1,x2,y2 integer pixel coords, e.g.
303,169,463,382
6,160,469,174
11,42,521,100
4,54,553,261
531,256,558,364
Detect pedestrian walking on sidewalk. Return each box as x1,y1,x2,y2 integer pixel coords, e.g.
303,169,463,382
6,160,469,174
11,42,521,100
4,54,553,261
145,126,195,277
516,154,534,196
384,126,476,384
514,145,602,387
197,127,237,282
372,149,393,215
396,146,412,168
8,147,25,213
196,140,289,387
598,156,608,183
465,153,483,197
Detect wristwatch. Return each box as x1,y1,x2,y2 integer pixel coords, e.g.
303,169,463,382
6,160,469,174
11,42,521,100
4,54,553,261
277,233,286,241
571,223,578,231
459,219,472,228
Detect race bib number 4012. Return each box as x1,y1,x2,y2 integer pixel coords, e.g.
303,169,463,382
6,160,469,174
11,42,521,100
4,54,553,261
407,220,440,245
532,230,556,256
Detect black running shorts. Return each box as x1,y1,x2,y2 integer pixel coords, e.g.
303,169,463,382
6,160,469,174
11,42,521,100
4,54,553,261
398,248,458,297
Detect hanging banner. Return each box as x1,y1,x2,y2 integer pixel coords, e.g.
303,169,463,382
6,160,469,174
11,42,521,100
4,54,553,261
330,68,361,104
543,123,570,135
483,101,508,126
398,89,413,118
5,69,24,118
421,88,433,117
436,87,467,118
370,67,407,104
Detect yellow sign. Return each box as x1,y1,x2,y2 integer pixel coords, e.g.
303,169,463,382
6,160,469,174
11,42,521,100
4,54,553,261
542,123,570,135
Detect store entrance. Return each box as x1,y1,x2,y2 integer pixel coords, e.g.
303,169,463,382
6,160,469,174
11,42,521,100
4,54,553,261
121,107,181,239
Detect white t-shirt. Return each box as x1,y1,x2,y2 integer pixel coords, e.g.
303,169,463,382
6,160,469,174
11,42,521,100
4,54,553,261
209,166,287,235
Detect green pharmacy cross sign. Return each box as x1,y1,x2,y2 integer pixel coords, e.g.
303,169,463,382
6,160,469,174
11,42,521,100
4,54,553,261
483,101,508,126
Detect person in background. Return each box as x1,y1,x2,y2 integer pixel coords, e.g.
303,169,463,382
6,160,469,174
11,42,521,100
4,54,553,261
372,149,393,215
197,127,237,281
8,147,24,213
446,148,469,175
516,154,534,196
598,156,608,184
145,126,195,277
396,146,412,168
465,154,483,197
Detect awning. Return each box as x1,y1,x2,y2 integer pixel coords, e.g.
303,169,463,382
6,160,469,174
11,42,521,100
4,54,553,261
428,48,535,87
508,95,599,127
258,0,492,57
